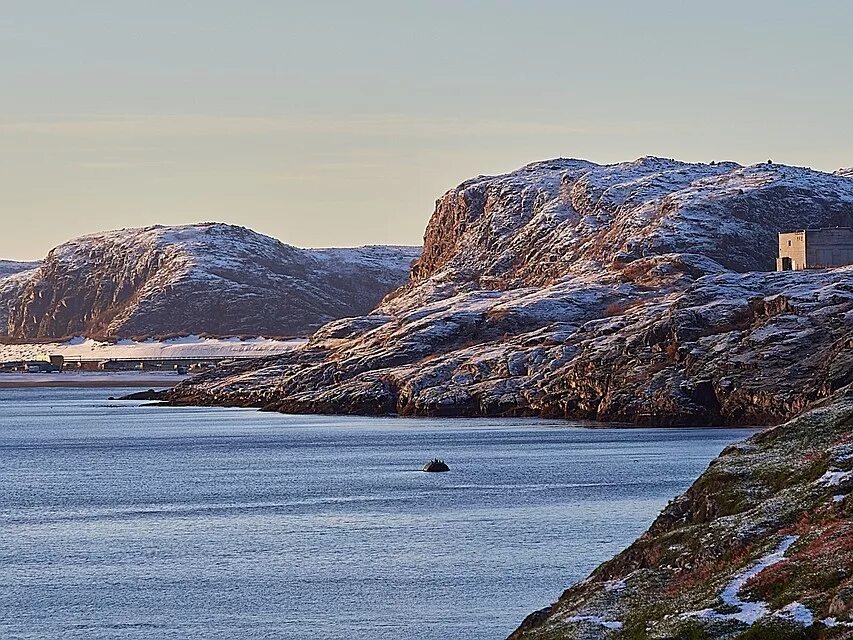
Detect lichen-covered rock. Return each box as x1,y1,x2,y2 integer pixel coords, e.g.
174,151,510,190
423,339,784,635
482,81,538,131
507,386,853,639
828,591,853,620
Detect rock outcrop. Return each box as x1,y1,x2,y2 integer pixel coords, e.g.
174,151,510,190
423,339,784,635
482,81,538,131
0,223,419,341
167,158,853,427
508,386,853,639
422,459,450,472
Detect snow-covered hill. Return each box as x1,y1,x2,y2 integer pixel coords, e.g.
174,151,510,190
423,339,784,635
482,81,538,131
0,223,420,341
0,260,40,279
169,157,853,427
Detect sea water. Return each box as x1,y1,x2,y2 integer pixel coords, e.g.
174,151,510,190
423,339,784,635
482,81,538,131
0,387,755,639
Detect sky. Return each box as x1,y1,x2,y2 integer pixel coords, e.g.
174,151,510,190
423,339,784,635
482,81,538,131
0,1,851,260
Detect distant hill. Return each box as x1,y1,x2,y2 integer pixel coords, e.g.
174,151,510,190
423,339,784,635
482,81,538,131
0,260,40,279
0,223,420,341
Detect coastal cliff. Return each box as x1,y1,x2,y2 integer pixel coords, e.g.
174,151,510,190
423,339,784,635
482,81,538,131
167,158,853,427
509,386,853,639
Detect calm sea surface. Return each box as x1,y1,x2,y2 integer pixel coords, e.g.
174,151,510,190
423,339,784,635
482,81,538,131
0,387,756,640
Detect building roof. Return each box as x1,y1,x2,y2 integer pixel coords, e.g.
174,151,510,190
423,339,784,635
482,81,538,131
779,227,853,234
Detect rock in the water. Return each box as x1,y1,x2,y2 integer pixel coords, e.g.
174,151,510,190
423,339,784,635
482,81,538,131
422,459,449,472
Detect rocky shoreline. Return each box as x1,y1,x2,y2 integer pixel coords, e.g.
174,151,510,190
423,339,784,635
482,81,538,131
165,266,852,428
509,385,853,639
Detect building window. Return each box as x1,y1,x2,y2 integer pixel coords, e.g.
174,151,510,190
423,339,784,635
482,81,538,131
788,240,792,246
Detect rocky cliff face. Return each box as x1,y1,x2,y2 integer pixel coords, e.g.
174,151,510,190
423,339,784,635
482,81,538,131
0,223,419,341
0,261,41,340
509,386,853,639
167,158,853,427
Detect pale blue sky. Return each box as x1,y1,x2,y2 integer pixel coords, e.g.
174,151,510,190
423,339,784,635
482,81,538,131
1,1,851,259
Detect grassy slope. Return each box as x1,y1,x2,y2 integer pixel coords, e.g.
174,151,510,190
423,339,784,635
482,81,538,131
510,386,853,639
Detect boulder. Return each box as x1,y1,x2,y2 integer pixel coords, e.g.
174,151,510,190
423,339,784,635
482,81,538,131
422,459,449,472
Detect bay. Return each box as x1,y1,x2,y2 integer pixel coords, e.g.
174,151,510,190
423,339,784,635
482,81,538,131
0,387,755,639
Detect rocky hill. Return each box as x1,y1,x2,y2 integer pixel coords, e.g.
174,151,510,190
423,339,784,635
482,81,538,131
509,385,853,639
167,157,853,428
0,223,419,341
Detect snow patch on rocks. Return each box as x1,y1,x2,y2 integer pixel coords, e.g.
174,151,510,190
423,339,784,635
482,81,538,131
775,601,814,627
564,614,624,630
0,260,40,279
685,536,799,625
818,470,853,487
0,335,305,363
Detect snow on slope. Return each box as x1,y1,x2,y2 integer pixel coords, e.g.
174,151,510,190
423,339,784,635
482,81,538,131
169,157,853,427
0,335,305,363
0,263,42,338
408,157,853,295
0,260,40,279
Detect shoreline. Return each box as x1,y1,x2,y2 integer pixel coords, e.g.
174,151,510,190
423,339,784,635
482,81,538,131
0,373,189,389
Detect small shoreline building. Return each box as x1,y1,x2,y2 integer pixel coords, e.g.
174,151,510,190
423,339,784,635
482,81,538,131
777,228,853,271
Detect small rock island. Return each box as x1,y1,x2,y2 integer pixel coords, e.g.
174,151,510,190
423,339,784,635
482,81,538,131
422,458,449,473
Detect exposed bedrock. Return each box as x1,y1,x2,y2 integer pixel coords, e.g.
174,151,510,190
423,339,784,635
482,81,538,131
168,157,853,428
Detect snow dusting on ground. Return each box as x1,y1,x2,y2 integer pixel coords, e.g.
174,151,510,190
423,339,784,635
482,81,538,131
684,536,805,625
564,614,624,630
0,336,306,363
0,260,40,279
818,469,853,487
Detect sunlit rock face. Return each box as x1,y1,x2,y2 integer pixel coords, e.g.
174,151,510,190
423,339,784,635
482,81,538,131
168,158,853,427
0,223,419,341
0,261,41,336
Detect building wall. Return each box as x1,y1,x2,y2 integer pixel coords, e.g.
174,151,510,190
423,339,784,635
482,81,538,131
805,228,853,268
777,232,807,270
